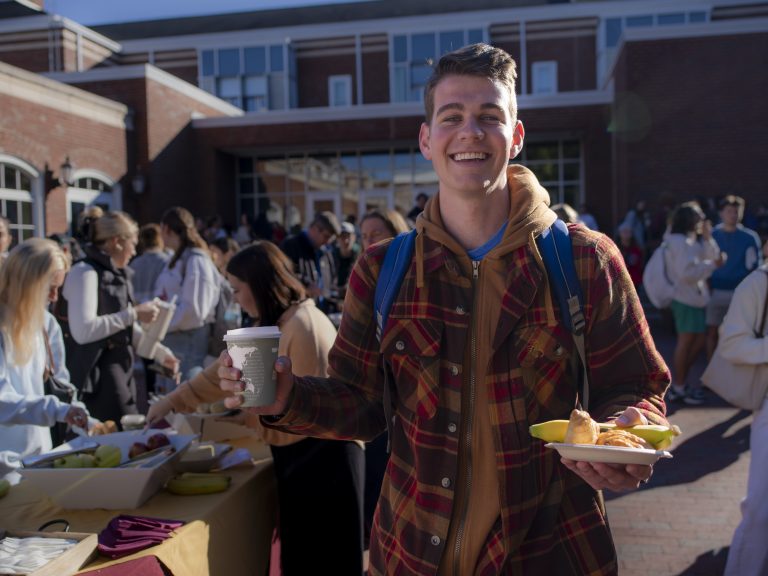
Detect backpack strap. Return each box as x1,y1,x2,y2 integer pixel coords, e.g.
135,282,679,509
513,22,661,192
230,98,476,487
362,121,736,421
375,230,417,343
535,219,590,410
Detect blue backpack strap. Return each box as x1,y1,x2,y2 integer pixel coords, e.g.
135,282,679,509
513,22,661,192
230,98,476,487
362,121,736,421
535,219,590,410
375,229,417,343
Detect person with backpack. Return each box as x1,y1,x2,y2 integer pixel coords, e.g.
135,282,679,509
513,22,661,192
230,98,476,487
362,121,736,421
662,202,725,405
217,43,671,575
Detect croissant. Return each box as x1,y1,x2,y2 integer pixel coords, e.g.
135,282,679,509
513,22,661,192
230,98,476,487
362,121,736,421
596,429,652,449
563,409,600,445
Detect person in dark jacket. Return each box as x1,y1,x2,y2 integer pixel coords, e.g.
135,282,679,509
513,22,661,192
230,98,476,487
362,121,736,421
59,211,178,425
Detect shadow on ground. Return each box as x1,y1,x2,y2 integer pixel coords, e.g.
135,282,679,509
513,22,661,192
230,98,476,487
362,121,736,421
676,547,729,576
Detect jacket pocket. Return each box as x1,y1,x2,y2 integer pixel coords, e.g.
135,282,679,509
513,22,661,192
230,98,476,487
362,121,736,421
381,317,442,420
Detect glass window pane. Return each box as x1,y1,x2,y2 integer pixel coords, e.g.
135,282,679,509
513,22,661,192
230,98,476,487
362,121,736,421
19,172,31,192
626,15,653,28
563,141,580,159
339,154,360,190
4,166,16,189
563,185,579,208
256,158,288,194
605,18,622,48
393,35,407,63
201,50,214,75
6,201,17,222
392,65,408,102
269,73,285,110
689,11,707,23
240,197,255,218
412,33,435,62
658,13,685,25
240,177,254,195
413,154,438,188
411,64,432,87
21,201,32,223
217,77,240,98
218,48,240,76
525,142,558,161
563,162,580,181
244,76,268,96
244,47,266,74
468,28,484,44
530,163,559,182
238,157,253,174
439,31,464,55
270,45,284,72
360,153,391,189
307,154,340,192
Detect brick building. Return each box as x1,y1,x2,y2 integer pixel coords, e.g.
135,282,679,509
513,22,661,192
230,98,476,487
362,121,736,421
0,0,766,242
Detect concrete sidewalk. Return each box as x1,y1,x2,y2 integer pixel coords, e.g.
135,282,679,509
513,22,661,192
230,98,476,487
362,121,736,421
607,311,751,576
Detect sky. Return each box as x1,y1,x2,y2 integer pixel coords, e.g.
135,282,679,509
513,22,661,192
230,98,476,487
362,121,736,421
45,0,366,26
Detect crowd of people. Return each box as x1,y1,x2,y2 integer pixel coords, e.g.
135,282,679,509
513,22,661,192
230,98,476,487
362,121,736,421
0,41,766,576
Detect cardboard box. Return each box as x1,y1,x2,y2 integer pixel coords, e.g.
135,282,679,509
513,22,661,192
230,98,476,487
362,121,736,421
19,432,195,509
0,530,97,576
172,413,256,443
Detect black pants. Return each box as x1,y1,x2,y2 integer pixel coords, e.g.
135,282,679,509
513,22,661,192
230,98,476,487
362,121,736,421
271,438,365,575
82,345,137,426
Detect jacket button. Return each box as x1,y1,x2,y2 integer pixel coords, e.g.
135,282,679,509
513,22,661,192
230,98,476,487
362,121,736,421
431,535,441,546
448,423,457,433
441,477,451,488
450,365,459,376
395,340,405,351
455,305,465,315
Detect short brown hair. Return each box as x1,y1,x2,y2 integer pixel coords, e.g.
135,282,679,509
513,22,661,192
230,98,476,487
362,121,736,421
312,211,341,236
423,43,518,124
718,195,745,219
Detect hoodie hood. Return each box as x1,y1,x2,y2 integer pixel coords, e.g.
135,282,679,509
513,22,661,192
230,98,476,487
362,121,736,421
413,164,557,286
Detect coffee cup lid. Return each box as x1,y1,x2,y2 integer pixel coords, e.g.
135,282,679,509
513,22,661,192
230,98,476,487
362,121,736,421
224,326,281,342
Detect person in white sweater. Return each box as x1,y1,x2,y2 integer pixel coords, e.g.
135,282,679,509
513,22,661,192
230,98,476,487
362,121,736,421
663,201,724,405
0,239,89,484
154,207,220,382
721,255,768,576
60,211,178,425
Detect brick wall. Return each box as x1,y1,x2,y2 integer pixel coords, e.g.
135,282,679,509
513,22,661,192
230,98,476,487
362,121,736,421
612,32,768,218
297,52,357,108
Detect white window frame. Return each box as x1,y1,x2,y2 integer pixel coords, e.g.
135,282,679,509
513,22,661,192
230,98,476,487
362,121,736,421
328,75,352,107
67,169,119,233
0,153,42,239
305,191,341,227
531,61,558,95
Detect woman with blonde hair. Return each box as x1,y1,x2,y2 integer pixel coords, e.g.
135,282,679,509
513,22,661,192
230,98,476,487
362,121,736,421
154,206,220,380
59,210,178,425
359,209,411,251
0,239,89,484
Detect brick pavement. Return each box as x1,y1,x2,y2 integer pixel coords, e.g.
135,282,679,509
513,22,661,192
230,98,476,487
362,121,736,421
607,311,752,576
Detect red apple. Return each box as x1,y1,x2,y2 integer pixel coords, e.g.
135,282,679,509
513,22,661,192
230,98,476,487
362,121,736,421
146,433,170,451
128,442,149,459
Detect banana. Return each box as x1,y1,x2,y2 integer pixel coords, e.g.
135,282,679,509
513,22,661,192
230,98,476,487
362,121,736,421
599,422,682,450
166,473,231,495
529,419,682,449
0,478,10,499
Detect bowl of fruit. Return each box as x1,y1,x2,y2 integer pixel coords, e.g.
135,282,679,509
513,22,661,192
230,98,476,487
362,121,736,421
19,431,196,509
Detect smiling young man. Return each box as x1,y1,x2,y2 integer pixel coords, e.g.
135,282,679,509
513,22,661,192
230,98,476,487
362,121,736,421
219,43,671,575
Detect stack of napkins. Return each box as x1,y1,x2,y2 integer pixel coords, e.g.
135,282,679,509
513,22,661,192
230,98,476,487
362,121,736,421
97,515,184,559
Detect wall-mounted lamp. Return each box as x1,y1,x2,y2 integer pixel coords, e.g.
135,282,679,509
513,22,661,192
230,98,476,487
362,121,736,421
132,170,145,195
59,156,74,187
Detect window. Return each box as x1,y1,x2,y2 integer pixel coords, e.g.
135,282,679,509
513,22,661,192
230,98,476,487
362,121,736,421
531,61,558,95
0,161,35,245
67,172,114,236
391,29,485,103
199,45,295,111
328,75,352,107
604,11,710,48
512,139,582,207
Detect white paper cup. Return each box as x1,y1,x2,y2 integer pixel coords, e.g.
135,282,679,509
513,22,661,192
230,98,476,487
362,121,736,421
223,326,281,408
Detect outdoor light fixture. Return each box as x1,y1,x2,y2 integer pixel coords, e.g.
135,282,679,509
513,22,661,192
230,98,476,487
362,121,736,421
132,170,145,194
59,156,74,186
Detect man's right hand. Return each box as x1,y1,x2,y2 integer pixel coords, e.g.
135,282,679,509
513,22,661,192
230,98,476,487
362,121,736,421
217,350,295,415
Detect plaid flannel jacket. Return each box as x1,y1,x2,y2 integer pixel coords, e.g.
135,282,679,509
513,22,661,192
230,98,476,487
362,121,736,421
278,224,670,575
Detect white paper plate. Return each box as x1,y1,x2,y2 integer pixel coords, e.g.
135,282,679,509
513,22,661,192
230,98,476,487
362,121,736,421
545,442,673,465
